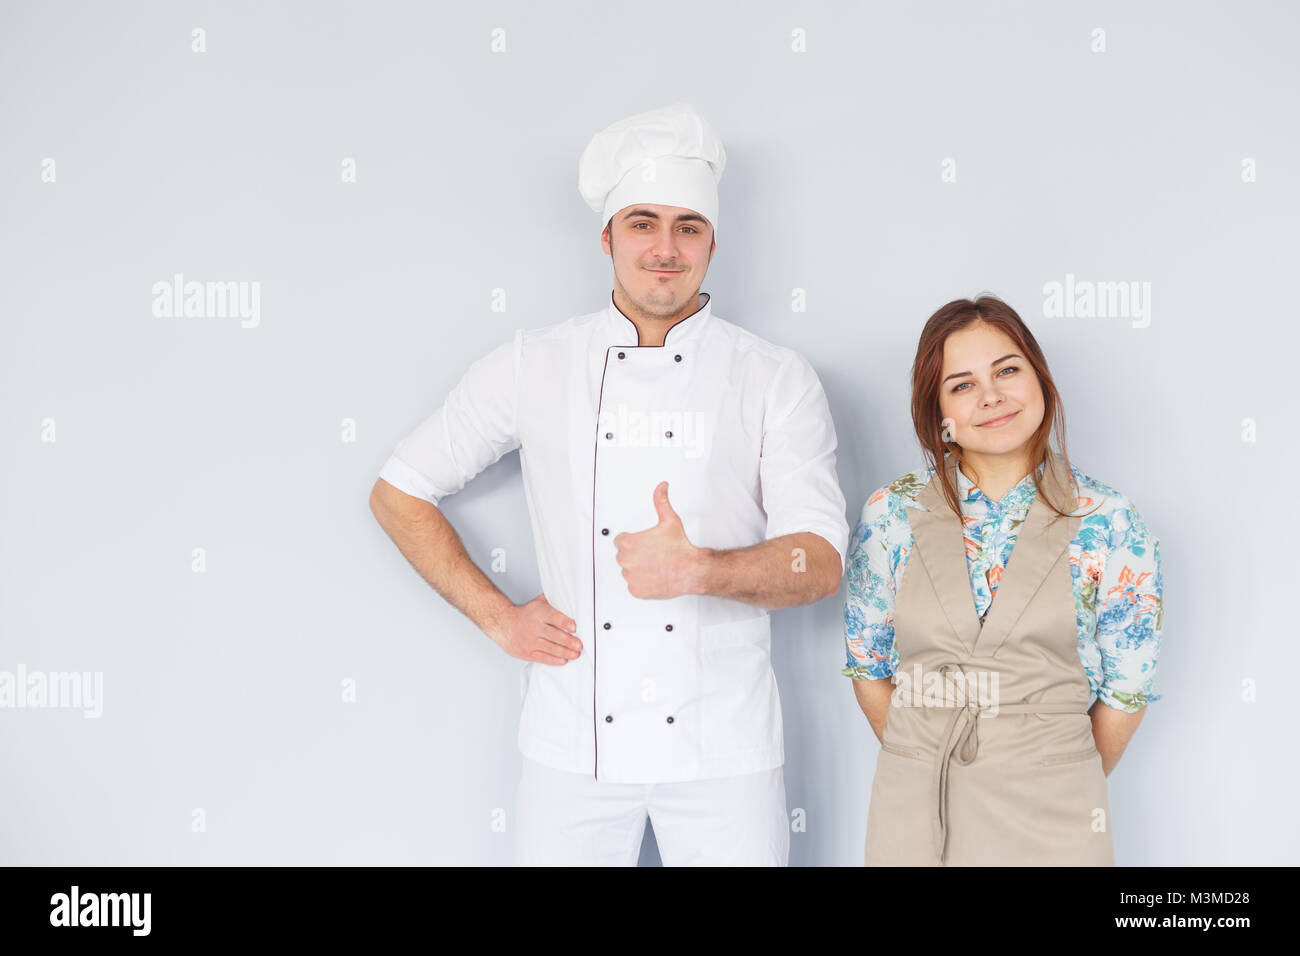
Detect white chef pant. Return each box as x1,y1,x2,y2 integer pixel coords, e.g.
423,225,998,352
514,756,789,866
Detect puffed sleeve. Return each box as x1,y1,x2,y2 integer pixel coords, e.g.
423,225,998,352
758,350,850,573
1090,501,1164,712
378,329,523,506
842,486,902,680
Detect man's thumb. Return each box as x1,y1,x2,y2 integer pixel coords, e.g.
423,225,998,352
653,481,680,526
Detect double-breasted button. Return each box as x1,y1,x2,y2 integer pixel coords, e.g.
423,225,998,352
617,351,625,359
664,430,673,438
605,715,613,723
601,527,609,535
666,716,675,724
603,622,611,630
665,624,673,632
605,432,613,439
674,354,682,362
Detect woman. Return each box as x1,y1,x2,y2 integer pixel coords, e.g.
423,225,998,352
843,296,1163,866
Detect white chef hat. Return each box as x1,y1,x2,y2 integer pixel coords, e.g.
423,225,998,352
578,102,727,235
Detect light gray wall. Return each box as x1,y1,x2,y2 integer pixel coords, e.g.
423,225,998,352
2,0,1295,865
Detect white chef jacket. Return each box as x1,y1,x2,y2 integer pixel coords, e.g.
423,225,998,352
378,292,849,784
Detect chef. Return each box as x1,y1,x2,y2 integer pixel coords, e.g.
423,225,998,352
370,103,850,866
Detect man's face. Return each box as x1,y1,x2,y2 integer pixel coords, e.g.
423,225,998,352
601,204,716,317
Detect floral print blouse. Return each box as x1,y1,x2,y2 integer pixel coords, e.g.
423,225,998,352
842,454,1164,712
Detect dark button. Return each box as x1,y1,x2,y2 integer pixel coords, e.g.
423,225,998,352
605,432,613,439
617,351,625,359
674,354,682,362
603,622,611,630
601,527,609,535
665,624,673,632
664,430,673,438
605,715,613,723
666,716,675,724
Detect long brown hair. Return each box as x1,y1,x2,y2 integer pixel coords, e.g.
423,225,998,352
911,295,1083,521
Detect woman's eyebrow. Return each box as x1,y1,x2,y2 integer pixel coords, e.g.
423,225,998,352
942,354,1022,383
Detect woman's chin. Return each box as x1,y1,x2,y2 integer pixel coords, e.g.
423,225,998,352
961,430,1033,456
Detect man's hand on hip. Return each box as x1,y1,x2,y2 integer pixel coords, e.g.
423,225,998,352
488,595,581,665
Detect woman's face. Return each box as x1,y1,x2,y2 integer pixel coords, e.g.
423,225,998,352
937,321,1045,459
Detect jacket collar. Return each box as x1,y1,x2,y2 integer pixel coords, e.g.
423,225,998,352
605,290,713,349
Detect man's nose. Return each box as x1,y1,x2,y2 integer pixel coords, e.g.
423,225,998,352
651,232,681,260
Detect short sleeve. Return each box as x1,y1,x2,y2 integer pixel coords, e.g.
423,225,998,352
842,487,902,680
1092,502,1164,712
758,351,850,573
378,330,523,506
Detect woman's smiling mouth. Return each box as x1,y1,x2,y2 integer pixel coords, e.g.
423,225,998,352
976,410,1019,428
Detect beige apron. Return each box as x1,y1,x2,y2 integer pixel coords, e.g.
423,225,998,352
864,453,1114,866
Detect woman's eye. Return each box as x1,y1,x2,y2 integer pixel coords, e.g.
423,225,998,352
951,382,970,393
998,365,1019,375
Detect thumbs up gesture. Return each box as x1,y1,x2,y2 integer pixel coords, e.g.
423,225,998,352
613,481,703,600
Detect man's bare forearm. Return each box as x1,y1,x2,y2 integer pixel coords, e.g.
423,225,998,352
369,478,513,641
691,532,841,611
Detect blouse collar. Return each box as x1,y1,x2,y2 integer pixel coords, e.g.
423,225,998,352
955,460,1040,515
